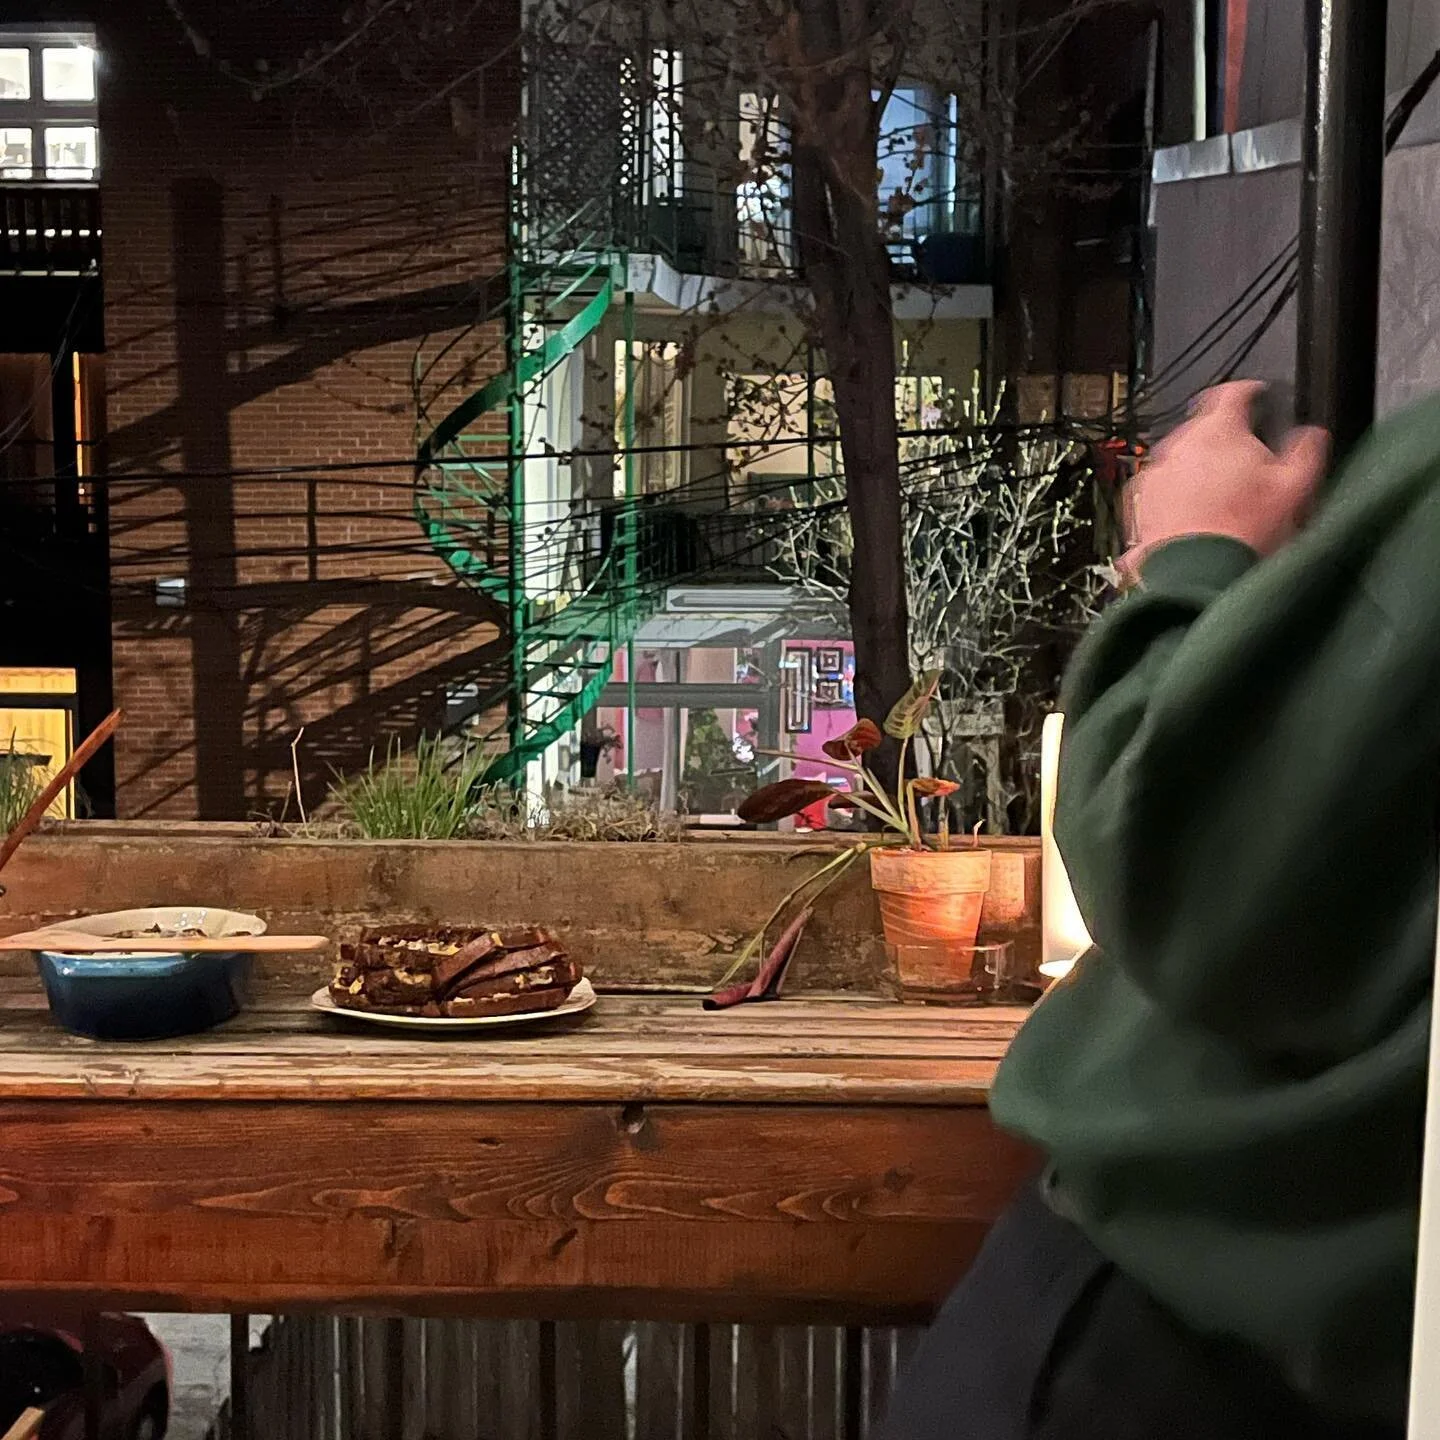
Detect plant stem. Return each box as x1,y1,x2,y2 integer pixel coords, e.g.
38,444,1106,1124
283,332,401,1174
856,764,910,833
898,737,922,846
840,793,903,829
290,727,308,829
710,844,866,990
757,747,865,775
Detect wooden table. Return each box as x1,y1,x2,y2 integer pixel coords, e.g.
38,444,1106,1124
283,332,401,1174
0,993,1033,1325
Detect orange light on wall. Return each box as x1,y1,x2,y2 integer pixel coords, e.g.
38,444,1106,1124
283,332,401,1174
1039,713,1091,980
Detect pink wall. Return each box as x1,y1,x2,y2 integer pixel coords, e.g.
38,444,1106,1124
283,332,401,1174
781,642,856,830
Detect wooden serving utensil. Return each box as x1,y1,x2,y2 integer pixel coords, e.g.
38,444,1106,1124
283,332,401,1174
0,930,332,955
0,711,333,956
1,1407,45,1440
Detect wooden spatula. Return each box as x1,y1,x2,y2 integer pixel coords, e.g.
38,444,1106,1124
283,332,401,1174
0,929,331,954
2,1407,45,1440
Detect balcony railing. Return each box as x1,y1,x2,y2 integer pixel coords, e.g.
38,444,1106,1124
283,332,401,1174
520,40,986,285
594,493,848,589
0,182,100,274
602,183,986,284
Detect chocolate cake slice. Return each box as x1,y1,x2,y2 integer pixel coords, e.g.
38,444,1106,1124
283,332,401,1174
330,925,581,1017
443,985,571,1018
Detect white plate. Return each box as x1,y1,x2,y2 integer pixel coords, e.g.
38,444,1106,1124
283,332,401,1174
37,907,267,961
44,906,266,939
310,977,597,1031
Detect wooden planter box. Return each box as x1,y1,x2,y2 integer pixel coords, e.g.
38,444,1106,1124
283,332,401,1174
0,824,1040,996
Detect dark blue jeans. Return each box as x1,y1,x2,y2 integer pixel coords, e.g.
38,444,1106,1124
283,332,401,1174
879,1178,1402,1440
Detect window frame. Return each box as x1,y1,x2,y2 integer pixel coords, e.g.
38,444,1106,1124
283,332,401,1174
42,122,97,179
0,124,34,178
0,27,98,181
40,43,94,103
0,47,33,101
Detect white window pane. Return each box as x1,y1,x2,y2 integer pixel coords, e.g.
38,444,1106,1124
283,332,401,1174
0,126,32,178
44,125,97,178
42,46,95,102
0,50,30,100
737,93,791,271
646,48,682,200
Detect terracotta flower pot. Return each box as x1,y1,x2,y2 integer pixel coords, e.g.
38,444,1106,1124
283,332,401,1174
870,847,994,999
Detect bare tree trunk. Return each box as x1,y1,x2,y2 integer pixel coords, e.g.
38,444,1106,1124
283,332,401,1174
786,0,913,785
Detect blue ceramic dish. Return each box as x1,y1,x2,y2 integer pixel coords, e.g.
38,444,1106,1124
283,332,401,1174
34,907,264,1040
36,950,255,1041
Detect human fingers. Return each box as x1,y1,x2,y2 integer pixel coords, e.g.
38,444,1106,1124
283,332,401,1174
1275,424,1330,493
1115,545,1146,587
1189,379,1268,429
1271,424,1329,526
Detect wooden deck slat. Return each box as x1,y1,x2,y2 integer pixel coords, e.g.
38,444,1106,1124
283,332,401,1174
0,995,1024,1103
0,1055,1005,1103
21,1032,1016,1061
0,979,1026,1033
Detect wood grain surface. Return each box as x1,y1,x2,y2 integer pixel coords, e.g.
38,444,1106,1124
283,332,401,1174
0,831,1041,994
0,992,1027,1103
0,993,1035,1319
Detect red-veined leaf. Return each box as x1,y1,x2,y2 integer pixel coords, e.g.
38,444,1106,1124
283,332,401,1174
910,777,960,798
821,718,883,761
737,779,839,824
827,793,859,810
884,670,942,740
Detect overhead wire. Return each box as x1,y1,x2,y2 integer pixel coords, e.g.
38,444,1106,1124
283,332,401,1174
1125,47,1440,435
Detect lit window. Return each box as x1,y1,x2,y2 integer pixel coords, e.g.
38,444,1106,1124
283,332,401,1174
44,124,96,178
647,49,682,201
615,340,686,496
738,93,790,271
41,46,94,102
895,375,946,430
0,126,31,177
0,49,29,100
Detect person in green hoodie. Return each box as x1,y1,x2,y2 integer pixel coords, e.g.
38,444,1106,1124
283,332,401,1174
881,380,1426,1439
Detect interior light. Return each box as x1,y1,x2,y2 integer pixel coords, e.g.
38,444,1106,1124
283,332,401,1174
1039,712,1091,980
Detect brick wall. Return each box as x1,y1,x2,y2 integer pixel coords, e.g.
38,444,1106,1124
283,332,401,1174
96,2,518,817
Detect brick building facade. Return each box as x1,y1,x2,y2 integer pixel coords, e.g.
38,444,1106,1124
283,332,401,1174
3,0,1147,821
6,1,517,817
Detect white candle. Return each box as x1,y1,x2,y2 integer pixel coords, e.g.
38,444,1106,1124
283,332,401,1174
1040,712,1092,980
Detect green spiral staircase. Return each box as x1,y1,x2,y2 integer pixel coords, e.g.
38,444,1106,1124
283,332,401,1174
414,198,652,785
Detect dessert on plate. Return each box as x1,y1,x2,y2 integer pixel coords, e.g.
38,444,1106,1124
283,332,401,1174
329,925,581,1017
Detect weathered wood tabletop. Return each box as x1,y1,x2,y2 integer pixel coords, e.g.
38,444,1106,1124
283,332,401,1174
0,991,1035,1324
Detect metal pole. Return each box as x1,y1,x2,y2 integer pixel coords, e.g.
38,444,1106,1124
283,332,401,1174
623,290,638,789
1294,0,1389,457
228,1315,251,1440
507,155,528,760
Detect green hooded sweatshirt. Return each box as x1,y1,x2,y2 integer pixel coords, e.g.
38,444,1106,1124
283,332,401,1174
990,398,1440,1428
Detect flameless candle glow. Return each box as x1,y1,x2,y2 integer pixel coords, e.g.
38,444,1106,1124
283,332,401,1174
1039,712,1092,980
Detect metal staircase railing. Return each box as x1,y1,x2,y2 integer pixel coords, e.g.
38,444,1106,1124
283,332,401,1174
414,182,655,785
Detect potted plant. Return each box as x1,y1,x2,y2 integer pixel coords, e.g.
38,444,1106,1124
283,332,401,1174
735,671,993,998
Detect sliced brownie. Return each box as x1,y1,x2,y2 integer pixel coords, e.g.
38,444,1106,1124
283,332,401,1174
330,924,580,1016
